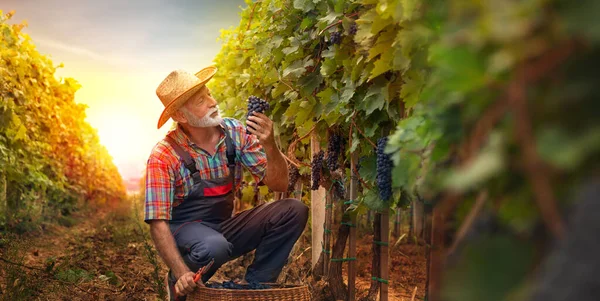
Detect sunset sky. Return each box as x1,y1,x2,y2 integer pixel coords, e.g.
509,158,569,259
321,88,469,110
1,0,247,181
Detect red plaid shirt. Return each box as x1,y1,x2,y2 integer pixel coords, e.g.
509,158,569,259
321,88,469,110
144,118,267,222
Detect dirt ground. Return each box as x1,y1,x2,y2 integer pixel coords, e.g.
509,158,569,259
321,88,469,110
0,204,427,301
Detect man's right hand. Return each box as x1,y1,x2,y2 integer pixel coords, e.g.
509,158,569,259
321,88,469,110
175,271,201,296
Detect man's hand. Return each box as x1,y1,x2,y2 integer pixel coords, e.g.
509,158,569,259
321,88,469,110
175,271,201,296
246,112,289,192
246,112,276,150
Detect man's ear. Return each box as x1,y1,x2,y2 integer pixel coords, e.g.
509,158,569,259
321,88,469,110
171,109,187,124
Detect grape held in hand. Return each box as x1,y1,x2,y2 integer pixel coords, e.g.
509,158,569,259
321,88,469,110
246,96,270,134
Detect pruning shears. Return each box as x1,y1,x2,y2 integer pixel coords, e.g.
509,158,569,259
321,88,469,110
193,258,214,283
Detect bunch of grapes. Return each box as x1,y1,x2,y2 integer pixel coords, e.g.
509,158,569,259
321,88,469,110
287,165,300,193
326,132,343,171
349,23,357,35
205,280,271,290
206,280,244,289
311,150,325,190
376,137,393,201
330,31,342,45
247,281,271,290
246,96,270,134
222,280,244,289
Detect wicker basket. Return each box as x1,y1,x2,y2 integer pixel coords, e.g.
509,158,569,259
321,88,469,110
187,283,311,301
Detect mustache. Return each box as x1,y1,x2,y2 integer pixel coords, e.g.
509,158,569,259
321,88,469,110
207,107,219,115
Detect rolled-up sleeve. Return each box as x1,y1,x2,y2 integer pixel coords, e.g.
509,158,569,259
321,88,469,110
144,156,174,222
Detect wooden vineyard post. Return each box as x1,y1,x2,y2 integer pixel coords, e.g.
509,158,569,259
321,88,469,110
294,182,303,200
348,153,359,301
413,199,424,240
393,206,401,237
380,211,390,301
428,204,445,301
324,190,333,276
311,132,327,272
424,202,433,299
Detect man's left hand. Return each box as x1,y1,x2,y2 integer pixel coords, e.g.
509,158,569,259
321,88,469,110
247,112,276,150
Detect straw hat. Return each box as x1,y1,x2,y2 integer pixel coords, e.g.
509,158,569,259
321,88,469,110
156,66,218,129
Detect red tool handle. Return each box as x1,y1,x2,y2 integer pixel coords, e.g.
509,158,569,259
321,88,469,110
193,259,214,283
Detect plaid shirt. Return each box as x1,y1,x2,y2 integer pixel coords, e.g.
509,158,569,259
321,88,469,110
144,118,267,222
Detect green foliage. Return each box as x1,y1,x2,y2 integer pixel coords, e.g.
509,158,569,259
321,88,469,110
208,0,600,298
0,10,126,230
210,0,427,211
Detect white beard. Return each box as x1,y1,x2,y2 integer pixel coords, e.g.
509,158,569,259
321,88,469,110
181,107,223,128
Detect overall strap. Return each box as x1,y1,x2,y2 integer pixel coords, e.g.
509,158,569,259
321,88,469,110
223,128,236,190
164,136,202,184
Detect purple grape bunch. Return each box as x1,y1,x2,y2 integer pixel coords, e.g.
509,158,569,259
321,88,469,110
349,23,357,35
311,150,325,190
206,280,271,290
246,95,270,134
287,165,300,193
326,132,343,171
376,137,393,201
330,31,342,45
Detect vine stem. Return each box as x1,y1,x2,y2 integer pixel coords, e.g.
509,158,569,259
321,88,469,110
282,152,300,168
246,2,258,31
238,1,259,45
298,123,318,142
351,116,377,149
286,124,317,168
280,79,300,94
318,12,360,36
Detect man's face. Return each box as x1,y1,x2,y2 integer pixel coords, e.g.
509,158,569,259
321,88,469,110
177,86,222,127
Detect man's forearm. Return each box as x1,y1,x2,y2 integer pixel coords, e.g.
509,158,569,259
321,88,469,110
264,145,289,192
149,220,190,279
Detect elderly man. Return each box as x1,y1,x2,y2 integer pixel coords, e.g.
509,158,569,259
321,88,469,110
144,66,308,300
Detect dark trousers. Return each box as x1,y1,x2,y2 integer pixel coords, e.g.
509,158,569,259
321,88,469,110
169,198,309,283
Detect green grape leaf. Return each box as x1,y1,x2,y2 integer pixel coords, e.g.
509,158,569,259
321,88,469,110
299,73,323,96
293,0,316,12
358,84,386,115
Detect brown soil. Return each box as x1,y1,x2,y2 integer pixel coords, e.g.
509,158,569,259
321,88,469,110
0,205,427,301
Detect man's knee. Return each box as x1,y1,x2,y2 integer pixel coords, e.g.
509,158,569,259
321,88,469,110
279,198,309,225
187,234,232,265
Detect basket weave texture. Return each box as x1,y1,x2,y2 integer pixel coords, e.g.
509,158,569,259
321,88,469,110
187,284,311,301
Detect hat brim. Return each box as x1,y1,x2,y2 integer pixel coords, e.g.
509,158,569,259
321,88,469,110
157,66,217,129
